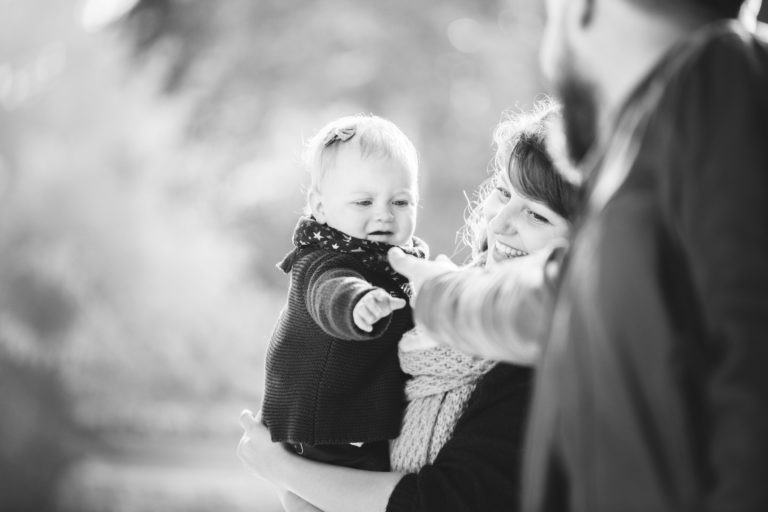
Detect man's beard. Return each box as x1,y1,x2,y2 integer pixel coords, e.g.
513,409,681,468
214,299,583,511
554,59,598,168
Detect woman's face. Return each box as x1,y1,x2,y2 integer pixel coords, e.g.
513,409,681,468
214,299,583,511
483,166,569,269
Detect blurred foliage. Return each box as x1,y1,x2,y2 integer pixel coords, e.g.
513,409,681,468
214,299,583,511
0,0,545,509
114,0,547,264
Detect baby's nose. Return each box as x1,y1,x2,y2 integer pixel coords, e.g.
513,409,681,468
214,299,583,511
375,208,395,221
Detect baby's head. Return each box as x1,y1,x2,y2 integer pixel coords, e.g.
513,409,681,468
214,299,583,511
304,114,419,247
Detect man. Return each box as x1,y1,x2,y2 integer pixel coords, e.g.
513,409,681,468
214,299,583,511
389,0,768,510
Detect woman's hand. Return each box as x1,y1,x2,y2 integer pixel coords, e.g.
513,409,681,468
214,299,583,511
237,409,402,512
280,490,324,512
238,409,285,483
239,411,326,511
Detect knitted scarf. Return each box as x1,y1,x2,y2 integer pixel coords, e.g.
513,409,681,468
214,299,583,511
390,330,496,473
278,216,428,292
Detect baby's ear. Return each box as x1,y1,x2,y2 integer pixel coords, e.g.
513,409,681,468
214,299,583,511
308,188,326,223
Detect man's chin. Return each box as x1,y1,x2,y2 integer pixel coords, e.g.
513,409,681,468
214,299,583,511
560,87,598,165
551,57,599,167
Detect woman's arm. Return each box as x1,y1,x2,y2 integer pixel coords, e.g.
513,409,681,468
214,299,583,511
279,490,323,512
239,411,403,512
239,363,531,512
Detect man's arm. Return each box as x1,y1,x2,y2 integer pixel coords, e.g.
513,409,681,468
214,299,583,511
668,31,768,511
389,248,559,364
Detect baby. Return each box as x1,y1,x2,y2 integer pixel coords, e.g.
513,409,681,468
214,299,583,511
261,114,427,471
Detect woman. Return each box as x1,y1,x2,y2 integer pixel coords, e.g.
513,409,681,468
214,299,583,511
238,98,583,512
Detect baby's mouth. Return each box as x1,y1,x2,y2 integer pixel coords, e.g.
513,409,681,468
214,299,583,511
494,240,528,259
368,231,394,241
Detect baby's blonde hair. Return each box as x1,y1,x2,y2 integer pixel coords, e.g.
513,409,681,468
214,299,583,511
303,114,419,201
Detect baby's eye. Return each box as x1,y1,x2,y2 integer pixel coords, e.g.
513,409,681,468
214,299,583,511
392,199,411,207
525,208,551,225
494,186,511,201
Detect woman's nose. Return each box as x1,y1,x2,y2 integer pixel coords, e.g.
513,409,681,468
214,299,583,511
490,202,519,233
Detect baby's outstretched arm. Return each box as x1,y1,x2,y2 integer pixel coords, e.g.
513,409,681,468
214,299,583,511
304,253,403,340
352,288,406,333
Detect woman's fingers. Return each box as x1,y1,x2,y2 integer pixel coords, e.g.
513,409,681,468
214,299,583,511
281,491,325,512
237,432,252,469
240,409,257,432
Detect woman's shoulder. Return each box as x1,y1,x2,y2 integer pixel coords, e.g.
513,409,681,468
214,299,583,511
477,362,534,394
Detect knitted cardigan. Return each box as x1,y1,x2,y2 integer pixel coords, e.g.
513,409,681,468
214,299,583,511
262,244,419,445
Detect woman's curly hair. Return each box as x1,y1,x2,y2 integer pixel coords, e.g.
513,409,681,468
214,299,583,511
460,97,584,264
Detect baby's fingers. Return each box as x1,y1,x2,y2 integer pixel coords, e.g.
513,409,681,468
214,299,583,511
369,289,403,317
385,296,406,312
353,302,376,332
353,289,398,332
364,294,390,320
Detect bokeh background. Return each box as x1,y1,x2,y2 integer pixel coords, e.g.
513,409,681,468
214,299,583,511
0,0,547,510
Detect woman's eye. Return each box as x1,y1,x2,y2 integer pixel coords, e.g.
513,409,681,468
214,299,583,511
526,209,551,225
494,186,511,201
354,200,372,206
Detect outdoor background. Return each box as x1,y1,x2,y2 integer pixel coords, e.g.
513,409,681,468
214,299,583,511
0,0,546,510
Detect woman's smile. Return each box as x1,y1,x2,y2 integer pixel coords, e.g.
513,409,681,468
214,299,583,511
492,239,528,261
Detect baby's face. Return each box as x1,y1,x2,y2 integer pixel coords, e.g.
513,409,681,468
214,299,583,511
312,148,418,246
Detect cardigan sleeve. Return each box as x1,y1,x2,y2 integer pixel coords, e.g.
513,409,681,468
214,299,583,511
412,252,558,365
386,364,533,512
303,253,393,341
663,31,768,512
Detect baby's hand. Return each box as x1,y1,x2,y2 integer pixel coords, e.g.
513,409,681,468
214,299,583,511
353,288,406,333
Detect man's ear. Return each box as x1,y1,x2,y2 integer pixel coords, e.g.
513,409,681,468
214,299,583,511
308,188,326,223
